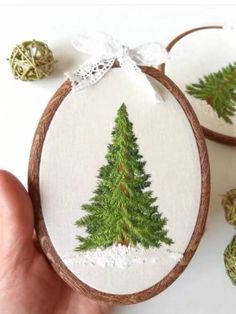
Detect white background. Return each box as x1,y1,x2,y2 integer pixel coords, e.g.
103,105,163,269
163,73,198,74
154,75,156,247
0,1,235,313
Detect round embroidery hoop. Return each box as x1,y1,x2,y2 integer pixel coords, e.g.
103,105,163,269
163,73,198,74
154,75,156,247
28,64,210,304
160,25,236,146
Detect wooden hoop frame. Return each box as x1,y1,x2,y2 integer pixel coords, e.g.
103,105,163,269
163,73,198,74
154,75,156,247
160,25,236,146
28,65,210,304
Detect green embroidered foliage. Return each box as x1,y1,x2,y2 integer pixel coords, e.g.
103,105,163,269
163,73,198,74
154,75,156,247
75,103,173,251
186,62,236,124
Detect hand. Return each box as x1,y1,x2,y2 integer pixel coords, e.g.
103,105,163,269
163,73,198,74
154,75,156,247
0,170,111,314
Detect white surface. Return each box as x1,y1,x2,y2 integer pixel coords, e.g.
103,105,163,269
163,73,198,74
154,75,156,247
165,27,236,136
39,68,201,294
0,2,235,313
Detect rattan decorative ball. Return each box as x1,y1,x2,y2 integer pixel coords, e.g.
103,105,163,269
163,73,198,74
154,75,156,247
224,235,236,285
9,40,55,81
222,189,236,227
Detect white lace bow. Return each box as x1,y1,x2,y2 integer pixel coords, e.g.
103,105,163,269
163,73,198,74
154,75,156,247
66,32,169,95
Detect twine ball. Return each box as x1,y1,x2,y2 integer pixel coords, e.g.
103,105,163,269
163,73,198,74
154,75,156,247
9,40,55,81
224,235,236,285
222,188,236,227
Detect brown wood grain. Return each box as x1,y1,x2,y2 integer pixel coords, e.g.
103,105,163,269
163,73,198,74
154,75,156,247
28,64,210,304
160,25,236,146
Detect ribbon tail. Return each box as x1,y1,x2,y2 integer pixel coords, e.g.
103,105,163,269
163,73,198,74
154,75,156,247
65,57,116,91
118,55,163,103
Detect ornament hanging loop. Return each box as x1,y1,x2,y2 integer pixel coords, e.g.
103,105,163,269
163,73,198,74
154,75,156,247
65,32,169,94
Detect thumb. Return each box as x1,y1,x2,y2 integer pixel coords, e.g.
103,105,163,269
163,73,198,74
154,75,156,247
0,170,34,256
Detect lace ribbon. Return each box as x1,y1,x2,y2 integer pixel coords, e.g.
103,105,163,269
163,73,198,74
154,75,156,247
65,32,169,97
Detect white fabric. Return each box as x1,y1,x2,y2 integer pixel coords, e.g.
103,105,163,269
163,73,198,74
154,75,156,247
40,68,201,294
65,32,169,98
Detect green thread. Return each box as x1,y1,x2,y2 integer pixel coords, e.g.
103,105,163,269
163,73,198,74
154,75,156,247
186,63,236,124
224,235,236,286
75,103,173,251
222,189,236,227
9,40,55,81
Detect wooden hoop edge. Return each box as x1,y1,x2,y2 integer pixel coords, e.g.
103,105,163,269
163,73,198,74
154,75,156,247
159,25,236,146
28,65,210,304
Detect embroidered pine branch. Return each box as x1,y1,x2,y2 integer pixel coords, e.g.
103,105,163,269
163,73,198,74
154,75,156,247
75,103,173,251
186,62,236,124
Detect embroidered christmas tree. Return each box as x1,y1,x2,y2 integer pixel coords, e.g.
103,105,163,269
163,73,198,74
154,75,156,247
75,103,173,251
186,62,236,124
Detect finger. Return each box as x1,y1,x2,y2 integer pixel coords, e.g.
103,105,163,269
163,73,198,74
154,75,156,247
0,170,34,255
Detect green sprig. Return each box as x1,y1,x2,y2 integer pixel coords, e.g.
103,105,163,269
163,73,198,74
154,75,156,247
186,63,236,124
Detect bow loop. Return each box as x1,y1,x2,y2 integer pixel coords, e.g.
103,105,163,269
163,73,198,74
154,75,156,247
72,32,124,60
129,42,169,67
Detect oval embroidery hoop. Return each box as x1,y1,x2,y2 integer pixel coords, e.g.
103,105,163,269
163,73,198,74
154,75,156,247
160,25,236,146
28,64,210,304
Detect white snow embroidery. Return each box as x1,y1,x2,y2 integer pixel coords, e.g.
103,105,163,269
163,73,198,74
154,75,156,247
63,244,183,269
